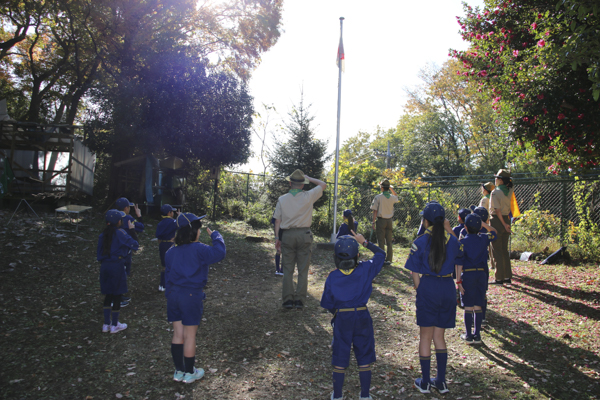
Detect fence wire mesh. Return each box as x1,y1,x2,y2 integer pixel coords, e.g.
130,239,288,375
207,171,600,245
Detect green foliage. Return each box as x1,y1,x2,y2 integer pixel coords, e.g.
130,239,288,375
567,179,600,261
454,0,600,172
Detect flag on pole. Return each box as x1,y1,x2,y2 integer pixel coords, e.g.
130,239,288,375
336,36,345,72
510,191,521,218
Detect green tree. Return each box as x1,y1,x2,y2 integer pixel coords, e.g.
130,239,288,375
268,96,329,202
454,0,600,172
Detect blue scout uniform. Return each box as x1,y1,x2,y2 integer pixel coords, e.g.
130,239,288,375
404,228,463,328
321,242,385,368
156,216,178,266
460,230,497,307
97,228,139,295
165,231,226,326
452,223,464,238
336,221,358,238
122,214,144,276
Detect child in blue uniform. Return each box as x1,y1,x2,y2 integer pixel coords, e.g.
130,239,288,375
97,210,139,333
459,213,497,344
115,197,144,305
452,208,471,238
336,209,359,238
271,217,283,275
156,204,178,291
404,201,463,395
321,231,385,400
165,213,226,384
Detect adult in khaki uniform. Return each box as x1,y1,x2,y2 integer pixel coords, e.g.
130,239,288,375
489,170,513,285
370,179,399,265
274,170,326,309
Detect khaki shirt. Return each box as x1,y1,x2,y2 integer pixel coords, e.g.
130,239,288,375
370,193,399,219
274,186,323,229
490,188,511,216
479,196,490,212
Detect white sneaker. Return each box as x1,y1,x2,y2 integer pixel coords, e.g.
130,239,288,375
158,285,166,292
102,324,110,333
110,322,127,333
182,367,204,383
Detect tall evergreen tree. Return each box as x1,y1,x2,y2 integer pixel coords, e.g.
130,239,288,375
268,96,329,203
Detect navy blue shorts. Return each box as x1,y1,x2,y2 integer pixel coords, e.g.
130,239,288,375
331,309,376,368
159,242,173,267
167,289,205,326
415,276,456,328
460,271,486,307
99,260,128,295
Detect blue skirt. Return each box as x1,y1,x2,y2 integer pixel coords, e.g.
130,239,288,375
99,260,128,295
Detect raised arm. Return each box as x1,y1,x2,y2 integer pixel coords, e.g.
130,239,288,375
305,175,326,190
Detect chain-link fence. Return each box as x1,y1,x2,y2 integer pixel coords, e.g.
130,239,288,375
202,171,600,252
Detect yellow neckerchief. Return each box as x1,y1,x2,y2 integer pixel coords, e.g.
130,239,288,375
339,268,355,276
161,215,173,219
424,226,451,244
289,189,302,196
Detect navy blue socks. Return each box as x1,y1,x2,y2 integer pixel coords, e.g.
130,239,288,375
171,344,184,372
359,365,371,398
435,349,448,382
419,355,431,383
332,366,346,398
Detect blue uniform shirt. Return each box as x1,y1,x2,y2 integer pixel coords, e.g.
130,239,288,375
320,242,385,311
97,228,139,262
460,231,497,269
452,223,464,238
336,221,359,238
404,227,464,276
156,216,177,240
123,214,144,235
165,231,226,293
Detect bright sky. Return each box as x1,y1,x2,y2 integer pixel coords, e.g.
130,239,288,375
242,0,485,173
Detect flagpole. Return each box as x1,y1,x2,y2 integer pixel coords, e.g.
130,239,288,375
331,16,344,243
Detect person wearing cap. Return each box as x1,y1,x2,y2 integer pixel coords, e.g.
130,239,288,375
457,214,497,345
97,210,139,334
489,169,514,285
273,169,326,310
115,197,145,305
479,182,495,213
336,209,358,238
370,179,399,265
156,204,179,291
164,213,226,384
452,208,472,238
320,231,385,400
404,201,463,395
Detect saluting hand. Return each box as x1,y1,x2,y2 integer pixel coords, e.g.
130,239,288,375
127,220,135,230
350,230,366,246
206,227,213,236
133,204,141,218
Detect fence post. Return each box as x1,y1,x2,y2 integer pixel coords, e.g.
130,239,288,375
560,180,567,246
246,173,250,207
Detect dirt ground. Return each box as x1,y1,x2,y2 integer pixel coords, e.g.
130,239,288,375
1,210,599,400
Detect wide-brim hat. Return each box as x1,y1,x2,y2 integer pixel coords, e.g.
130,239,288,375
482,182,495,192
105,209,125,225
115,197,134,210
379,179,393,188
465,213,482,231
420,201,445,222
494,169,511,179
176,213,206,228
160,204,175,215
287,169,309,184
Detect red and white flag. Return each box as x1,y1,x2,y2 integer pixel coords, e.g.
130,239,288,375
336,36,345,72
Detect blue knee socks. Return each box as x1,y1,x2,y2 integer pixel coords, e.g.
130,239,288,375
419,355,431,383
474,309,483,336
332,367,345,398
184,356,195,374
171,343,184,372
435,349,448,382
464,310,474,336
359,365,371,398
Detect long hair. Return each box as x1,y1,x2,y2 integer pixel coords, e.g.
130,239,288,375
346,215,354,231
427,218,447,273
175,220,202,246
102,224,118,256
500,176,514,189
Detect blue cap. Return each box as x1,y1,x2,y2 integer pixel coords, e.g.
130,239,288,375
465,213,482,231
160,204,175,215
343,209,353,217
115,197,134,210
176,213,206,228
335,235,359,260
420,201,445,223
472,206,489,222
458,208,471,221
105,209,125,225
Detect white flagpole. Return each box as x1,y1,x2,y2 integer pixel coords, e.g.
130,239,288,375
331,17,344,243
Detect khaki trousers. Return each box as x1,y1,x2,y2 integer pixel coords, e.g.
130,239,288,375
490,215,512,281
375,217,394,262
281,228,313,303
